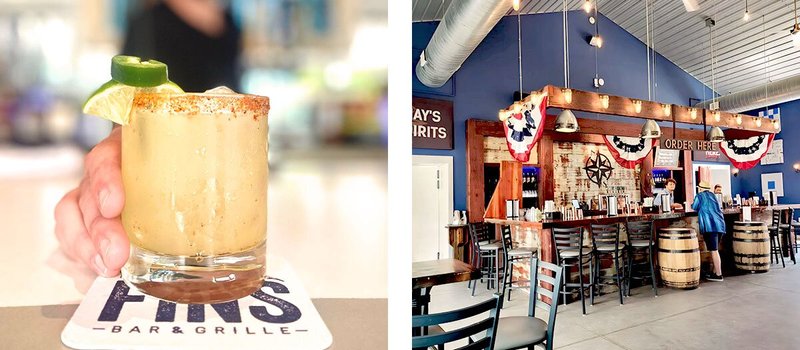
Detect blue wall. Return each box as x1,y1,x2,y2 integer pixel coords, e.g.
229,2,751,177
413,11,711,211
734,100,800,203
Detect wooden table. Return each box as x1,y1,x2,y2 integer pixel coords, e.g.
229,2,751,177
445,224,469,262
412,259,481,336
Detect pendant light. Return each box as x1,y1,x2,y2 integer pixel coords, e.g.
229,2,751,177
555,0,578,132
791,0,800,47
743,0,750,21
707,126,725,143
640,0,661,139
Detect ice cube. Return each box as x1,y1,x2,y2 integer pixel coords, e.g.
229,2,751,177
205,86,237,94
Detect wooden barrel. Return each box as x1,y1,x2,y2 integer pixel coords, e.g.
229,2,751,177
732,221,770,272
658,228,701,289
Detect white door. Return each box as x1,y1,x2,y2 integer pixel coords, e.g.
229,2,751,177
412,156,453,262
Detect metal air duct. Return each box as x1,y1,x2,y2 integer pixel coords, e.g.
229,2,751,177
694,74,800,113
415,0,511,88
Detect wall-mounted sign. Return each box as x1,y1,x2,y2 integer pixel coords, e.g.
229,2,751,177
654,148,680,168
660,138,718,151
693,150,728,163
412,97,453,150
760,139,783,165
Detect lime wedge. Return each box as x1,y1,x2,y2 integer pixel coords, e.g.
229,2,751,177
111,55,168,87
83,80,184,125
82,80,136,125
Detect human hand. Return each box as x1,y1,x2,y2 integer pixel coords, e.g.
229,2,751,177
54,127,129,277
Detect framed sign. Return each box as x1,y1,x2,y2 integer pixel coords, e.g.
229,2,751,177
760,139,783,165
660,138,717,151
761,172,784,197
693,150,727,163
412,97,454,150
654,148,680,168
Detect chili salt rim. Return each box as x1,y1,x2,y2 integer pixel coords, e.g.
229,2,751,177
132,92,270,118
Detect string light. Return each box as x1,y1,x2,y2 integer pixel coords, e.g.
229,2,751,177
755,117,762,127
583,0,592,13
632,99,642,113
735,114,743,125
714,111,721,122
562,88,573,103
662,104,671,117
743,0,750,21
513,0,520,11
689,108,697,120
600,94,609,109
773,120,780,130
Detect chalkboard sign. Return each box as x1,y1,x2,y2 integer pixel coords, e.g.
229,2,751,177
654,148,680,168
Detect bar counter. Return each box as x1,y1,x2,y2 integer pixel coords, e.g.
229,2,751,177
486,205,800,273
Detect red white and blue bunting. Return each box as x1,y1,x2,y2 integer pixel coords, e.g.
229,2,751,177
719,134,775,170
503,94,547,162
602,135,657,169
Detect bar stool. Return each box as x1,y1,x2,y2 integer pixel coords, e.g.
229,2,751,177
791,209,800,253
591,223,626,306
499,225,536,302
468,222,502,295
768,209,788,268
552,227,593,315
624,221,658,297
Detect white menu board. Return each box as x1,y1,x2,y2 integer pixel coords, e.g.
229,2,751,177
654,148,680,168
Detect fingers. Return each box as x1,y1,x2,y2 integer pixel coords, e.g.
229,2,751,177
54,189,107,275
87,216,130,276
84,127,124,219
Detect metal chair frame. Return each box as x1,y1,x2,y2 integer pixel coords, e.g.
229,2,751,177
499,225,535,303
590,223,626,305
468,223,501,295
624,221,658,297
552,227,593,315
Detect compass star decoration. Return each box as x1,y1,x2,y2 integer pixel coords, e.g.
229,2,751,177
584,152,613,187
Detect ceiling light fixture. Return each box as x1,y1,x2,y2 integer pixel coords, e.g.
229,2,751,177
773,120,781,130
557,0,578,133
641,119,662,139
743,0,750,21
662,103,671,116
513,0,520,11
707,126,725,143
583,0,593,13
714,111,721,122
689,107,697,120
600,94,609,108
590,35,603,48
756,117,762,127
633,99,642,113
735,114,743,125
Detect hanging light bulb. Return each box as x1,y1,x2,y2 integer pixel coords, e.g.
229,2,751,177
735,114,743,125
590,35,603,48
513,0,520,11
743,0,750,21
773,120,781,130
714,111,721,122
707,126,725,143
600,94,610,109
583,0,592,13
689,108,697,120
755,117,762,127
562,88,573,103
641,120,662,139
632,99,642,113
662,104,671,117
555,109,579,133
792,25,800,48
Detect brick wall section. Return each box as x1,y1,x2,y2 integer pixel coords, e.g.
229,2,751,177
552,141,641,207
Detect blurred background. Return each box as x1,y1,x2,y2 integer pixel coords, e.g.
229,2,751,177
0,0,388,304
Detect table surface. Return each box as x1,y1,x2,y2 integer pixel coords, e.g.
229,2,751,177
0,299,387,350
412,259,480,290
486,207,746,229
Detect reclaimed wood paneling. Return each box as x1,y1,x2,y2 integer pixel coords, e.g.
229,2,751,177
484,161,522,220
483,136,538,164
552,141,641,207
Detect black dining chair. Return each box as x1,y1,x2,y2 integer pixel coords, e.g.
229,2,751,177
412,293,503,350
492,257,564,350
769,209,789,267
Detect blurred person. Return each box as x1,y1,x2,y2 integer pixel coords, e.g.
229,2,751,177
654,178,683,210
714,184,722,195
692,181,726,282
54,0,242,276
122,0,241,92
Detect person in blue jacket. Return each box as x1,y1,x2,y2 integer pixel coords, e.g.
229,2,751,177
692,181,726,281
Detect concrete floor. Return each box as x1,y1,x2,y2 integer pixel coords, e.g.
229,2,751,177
428,263,800,349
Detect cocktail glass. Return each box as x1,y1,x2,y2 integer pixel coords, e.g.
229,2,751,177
120,90,269,304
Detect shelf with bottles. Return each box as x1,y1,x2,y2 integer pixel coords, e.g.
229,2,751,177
522,166,540,207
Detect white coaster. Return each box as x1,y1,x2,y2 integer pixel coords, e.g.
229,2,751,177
61,257,332,350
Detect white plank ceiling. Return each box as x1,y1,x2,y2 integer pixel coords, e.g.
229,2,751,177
412,0,800,96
